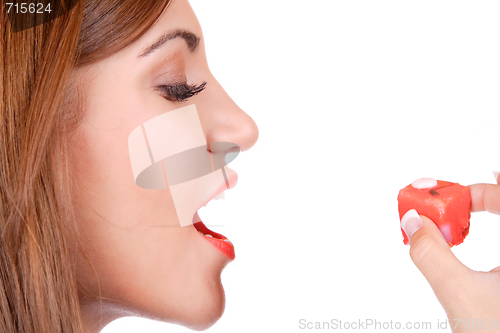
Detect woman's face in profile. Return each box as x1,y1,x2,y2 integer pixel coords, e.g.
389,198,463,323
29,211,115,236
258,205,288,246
69,0,258,328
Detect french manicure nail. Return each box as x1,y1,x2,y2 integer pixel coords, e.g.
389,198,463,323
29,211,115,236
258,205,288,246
401,209,423,241
493,171,500,182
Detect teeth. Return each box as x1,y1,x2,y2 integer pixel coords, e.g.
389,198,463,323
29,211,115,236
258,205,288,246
202,192,226,208
214,192,225,200
198,231,214,238
199,232,231,243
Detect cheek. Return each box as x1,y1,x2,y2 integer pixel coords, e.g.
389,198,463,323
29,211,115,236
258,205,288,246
68,123,227,325
69,114,173,226
68,122,180,288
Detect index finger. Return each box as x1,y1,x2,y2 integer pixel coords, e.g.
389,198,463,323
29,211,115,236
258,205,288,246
468,183,500,214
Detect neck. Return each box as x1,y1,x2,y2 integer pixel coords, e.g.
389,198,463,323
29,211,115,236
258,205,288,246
79,294,126,333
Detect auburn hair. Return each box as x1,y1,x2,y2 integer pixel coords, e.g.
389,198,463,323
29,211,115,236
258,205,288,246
0,0,170,331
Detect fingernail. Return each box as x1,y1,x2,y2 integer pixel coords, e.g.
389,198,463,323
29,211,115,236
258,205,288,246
493,171,500,182
401,209,423,241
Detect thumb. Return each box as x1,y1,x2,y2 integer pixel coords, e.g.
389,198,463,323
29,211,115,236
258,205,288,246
401,210,473,301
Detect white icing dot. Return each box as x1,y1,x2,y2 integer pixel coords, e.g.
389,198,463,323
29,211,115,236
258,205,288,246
411,178,437,190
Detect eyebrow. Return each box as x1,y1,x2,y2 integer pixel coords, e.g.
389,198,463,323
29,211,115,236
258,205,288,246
139,29,200,58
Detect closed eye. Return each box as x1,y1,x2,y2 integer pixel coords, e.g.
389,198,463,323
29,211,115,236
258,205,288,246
157,82,207,102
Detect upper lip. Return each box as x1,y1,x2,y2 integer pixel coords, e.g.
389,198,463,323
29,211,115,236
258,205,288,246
196,170,238,213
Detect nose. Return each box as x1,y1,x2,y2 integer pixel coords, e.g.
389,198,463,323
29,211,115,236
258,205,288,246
200,79,259,152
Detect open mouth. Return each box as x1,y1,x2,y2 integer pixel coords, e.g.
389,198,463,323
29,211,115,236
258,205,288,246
192,171,238,261
193,197,235,260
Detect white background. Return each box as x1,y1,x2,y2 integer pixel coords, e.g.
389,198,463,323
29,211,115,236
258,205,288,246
103,1,500,332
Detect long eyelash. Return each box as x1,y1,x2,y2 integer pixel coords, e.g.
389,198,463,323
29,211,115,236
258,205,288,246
157,81,207,102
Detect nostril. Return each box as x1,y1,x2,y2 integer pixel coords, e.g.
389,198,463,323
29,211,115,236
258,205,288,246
207,142,240,169
208,141,238,153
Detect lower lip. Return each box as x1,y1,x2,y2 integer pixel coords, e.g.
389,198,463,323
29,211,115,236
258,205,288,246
195,221,235,260
203,236,235,261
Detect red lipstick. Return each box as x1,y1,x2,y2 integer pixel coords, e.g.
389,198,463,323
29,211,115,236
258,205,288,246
194,221,235,260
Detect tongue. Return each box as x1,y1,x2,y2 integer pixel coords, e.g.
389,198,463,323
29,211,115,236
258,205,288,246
193,213,227,240
194,222,227,240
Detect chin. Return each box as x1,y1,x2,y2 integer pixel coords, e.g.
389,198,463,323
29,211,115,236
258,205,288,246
164,275,227,331
183,300,226,331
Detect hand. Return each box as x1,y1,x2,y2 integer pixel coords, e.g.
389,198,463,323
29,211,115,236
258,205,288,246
401,178,500,332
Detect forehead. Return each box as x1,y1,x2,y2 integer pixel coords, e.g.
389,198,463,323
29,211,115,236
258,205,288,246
123,0,203,59
71,0,204,93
